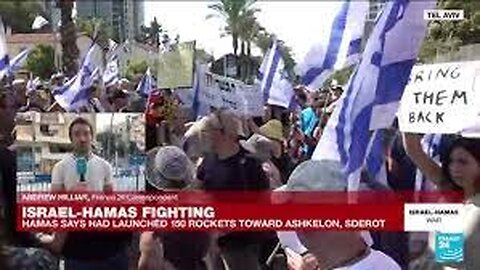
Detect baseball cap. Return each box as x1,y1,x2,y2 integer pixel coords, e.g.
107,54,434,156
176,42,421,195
146,146,195,190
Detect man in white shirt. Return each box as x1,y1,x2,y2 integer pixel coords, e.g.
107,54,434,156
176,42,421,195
41,118,132,270
51,117,113,192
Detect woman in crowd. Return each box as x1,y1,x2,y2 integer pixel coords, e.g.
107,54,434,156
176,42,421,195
403,133,480,269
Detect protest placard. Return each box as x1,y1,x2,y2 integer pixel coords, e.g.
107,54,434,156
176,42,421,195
157,41,195,89
398,61,480,134
197,72,264,116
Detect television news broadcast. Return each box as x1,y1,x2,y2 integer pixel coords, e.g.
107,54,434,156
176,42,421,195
0,1,479,270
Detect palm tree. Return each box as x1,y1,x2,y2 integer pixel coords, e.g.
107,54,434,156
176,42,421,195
58,0,79,77
207,0,259,56
137,17,163,47
238,14,263,82
0,1,45,33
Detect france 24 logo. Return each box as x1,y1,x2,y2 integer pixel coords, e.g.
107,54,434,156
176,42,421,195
435,232,464,263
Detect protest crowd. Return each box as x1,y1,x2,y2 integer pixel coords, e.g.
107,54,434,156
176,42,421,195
1,1,480,270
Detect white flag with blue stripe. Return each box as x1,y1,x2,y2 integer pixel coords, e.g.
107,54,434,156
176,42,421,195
8,48,31,75
0,18,10,80
415,133,443,191
103,56,119,87
26,76,41,93
365,129,388,186
312,0,435,191
53,44,99,111
297,1,368,90
258,40,294,109
136,68,154,96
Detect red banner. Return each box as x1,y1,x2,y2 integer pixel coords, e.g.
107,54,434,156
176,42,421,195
16,191,463,232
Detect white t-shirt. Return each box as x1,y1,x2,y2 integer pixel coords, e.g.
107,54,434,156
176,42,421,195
51,153,113,191
336,249,400,270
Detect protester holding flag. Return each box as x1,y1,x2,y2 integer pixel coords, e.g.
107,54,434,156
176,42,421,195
403,133,480,269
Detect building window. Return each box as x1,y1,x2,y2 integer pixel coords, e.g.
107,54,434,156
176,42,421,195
40,124,59,137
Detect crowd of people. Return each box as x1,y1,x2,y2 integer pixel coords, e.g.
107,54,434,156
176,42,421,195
0,72,156,114
1,77,480,269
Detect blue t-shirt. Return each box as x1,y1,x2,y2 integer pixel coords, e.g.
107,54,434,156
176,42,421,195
299,107,318,156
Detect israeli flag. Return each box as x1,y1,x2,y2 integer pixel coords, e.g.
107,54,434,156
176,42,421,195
136,68,154,96
258,39,294,109
415,134,443,191
312,0,435,190
54,44,99,111
103,56,119,87
297,1,368,90
8,48,31,75
365,130,388,186
0,18,10,80
26,76,41,93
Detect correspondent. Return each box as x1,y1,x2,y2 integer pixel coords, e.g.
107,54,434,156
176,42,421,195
196,109,272,270
139,146,210,270
403,133,480,269
279,160,401,270
40,117,132,270
51,117,113,192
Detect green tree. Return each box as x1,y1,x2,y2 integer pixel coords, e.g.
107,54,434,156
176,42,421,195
125,59,158,81
238,13,263,82
25,45,55,79
137,17,163,47
0,1,45,33
76,17,112,51
326,66,355,88
58,0,79,77
419,0,480,62
207,0,258,56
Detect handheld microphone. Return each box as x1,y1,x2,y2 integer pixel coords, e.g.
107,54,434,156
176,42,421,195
76,157,87,182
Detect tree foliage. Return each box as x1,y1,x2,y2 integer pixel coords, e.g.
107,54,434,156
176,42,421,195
125,59,159,81
208,0,296,83
76,17,112,52
0,1,45,33
25,45,55,80
207,0,258,56
419,0,480,62
137,17,163,47
59,0,79,77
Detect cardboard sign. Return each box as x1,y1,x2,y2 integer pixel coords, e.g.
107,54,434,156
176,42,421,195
157,41,195,89
198,72,264,116
398,61,480,134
